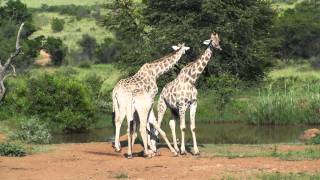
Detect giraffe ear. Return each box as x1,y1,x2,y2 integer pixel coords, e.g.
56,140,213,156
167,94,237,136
203,40,211,45
172,46,180,50
185,46,190,51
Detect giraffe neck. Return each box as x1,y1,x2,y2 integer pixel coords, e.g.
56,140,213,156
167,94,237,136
186,47,213,84
146,49,184,79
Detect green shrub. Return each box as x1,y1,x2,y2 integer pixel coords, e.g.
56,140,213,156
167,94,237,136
0,142,26,157
78,60,92,68
83,73,103,96
206,74,240,114
57,66,79,77
51,18,65,32
43,37,67,65
311,135,320,144
27,73,96,132
10,117,52,144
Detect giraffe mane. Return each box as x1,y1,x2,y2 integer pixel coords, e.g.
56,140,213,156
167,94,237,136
151,49,180,63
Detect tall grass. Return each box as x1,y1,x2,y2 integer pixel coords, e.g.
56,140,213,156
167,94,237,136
247,79,320,125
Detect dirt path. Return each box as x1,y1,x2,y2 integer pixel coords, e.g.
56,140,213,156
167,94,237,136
0,143,319,180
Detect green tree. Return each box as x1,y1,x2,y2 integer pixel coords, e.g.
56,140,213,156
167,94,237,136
43,37,67,65
106,0,278,82
51,18,65,32
0,0,40,67
78,34,97,61
278,1,320,58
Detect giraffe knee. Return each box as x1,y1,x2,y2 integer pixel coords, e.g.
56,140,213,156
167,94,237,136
180,125,186,131
190,125,196,132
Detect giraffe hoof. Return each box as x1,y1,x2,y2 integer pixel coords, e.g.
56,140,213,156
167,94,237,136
173,152,179,157
127,154,133,159
193,152,200,156
180,151,187,155
156,150,161,156
115,148,122,153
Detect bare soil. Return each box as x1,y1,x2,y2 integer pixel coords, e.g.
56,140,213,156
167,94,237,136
0,143,320,180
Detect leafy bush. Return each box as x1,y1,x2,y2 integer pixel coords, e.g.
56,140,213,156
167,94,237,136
0,142,26,157
51,18,65,32
83,73,103,96
78,61,92,68
78,34,97,61
311,135,320,144
206,74,239,114
27,73,96,132
43,37,67,65
10,117,51,144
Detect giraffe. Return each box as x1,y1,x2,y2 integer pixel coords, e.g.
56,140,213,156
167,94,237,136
157,33,222,155
112,44,190,158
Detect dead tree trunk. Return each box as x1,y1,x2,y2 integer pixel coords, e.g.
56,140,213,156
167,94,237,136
0,23,24,102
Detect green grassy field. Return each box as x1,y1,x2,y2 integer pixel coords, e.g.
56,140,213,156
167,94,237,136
31,12,114,51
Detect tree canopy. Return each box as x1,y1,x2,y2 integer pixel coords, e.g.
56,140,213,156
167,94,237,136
106,0,278,81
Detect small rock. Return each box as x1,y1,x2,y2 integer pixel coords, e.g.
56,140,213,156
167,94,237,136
299,128,320,141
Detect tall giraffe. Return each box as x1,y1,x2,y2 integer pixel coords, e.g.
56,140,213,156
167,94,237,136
112,44,189,158
157,33,221,155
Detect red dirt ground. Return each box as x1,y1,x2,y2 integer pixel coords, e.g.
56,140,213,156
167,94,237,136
0,143,320,180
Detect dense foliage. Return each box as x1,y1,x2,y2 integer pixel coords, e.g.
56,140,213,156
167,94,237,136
106,0,278,81
278,1,320,59
0,142,26,157
10,117,52,144
1,71,98,132
43,37,67,65
51,18,65,32
0,0,41,67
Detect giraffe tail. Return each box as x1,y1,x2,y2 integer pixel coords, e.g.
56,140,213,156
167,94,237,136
111,89,118,128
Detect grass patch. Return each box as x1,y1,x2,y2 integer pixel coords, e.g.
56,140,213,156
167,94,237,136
258,172,320,180
201,144,320,161
31,12,114,51
114,172,129,179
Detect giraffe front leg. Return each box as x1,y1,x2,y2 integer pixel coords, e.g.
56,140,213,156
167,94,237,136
179,107,187,155
150,120,178,156
190,101,199,155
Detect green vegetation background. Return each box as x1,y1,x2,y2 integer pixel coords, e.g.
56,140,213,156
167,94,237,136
0,0,320,145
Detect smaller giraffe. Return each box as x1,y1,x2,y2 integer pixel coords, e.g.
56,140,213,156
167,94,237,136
157,33,222,155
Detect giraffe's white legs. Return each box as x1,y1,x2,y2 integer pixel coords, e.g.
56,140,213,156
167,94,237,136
169,119,179,153
190,101,199,155
131,116,138,147
126,105,134,158
148,109,158,153
114,102,126,152
149,120,178,156
179,107,187,155
157,96,167,127
134,94,153,158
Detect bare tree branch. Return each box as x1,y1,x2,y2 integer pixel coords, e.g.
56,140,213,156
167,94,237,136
0,23,24,102
3,23,24,69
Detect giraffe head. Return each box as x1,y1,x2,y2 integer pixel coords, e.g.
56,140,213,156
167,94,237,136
203,32,222,51
172,43,190,54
